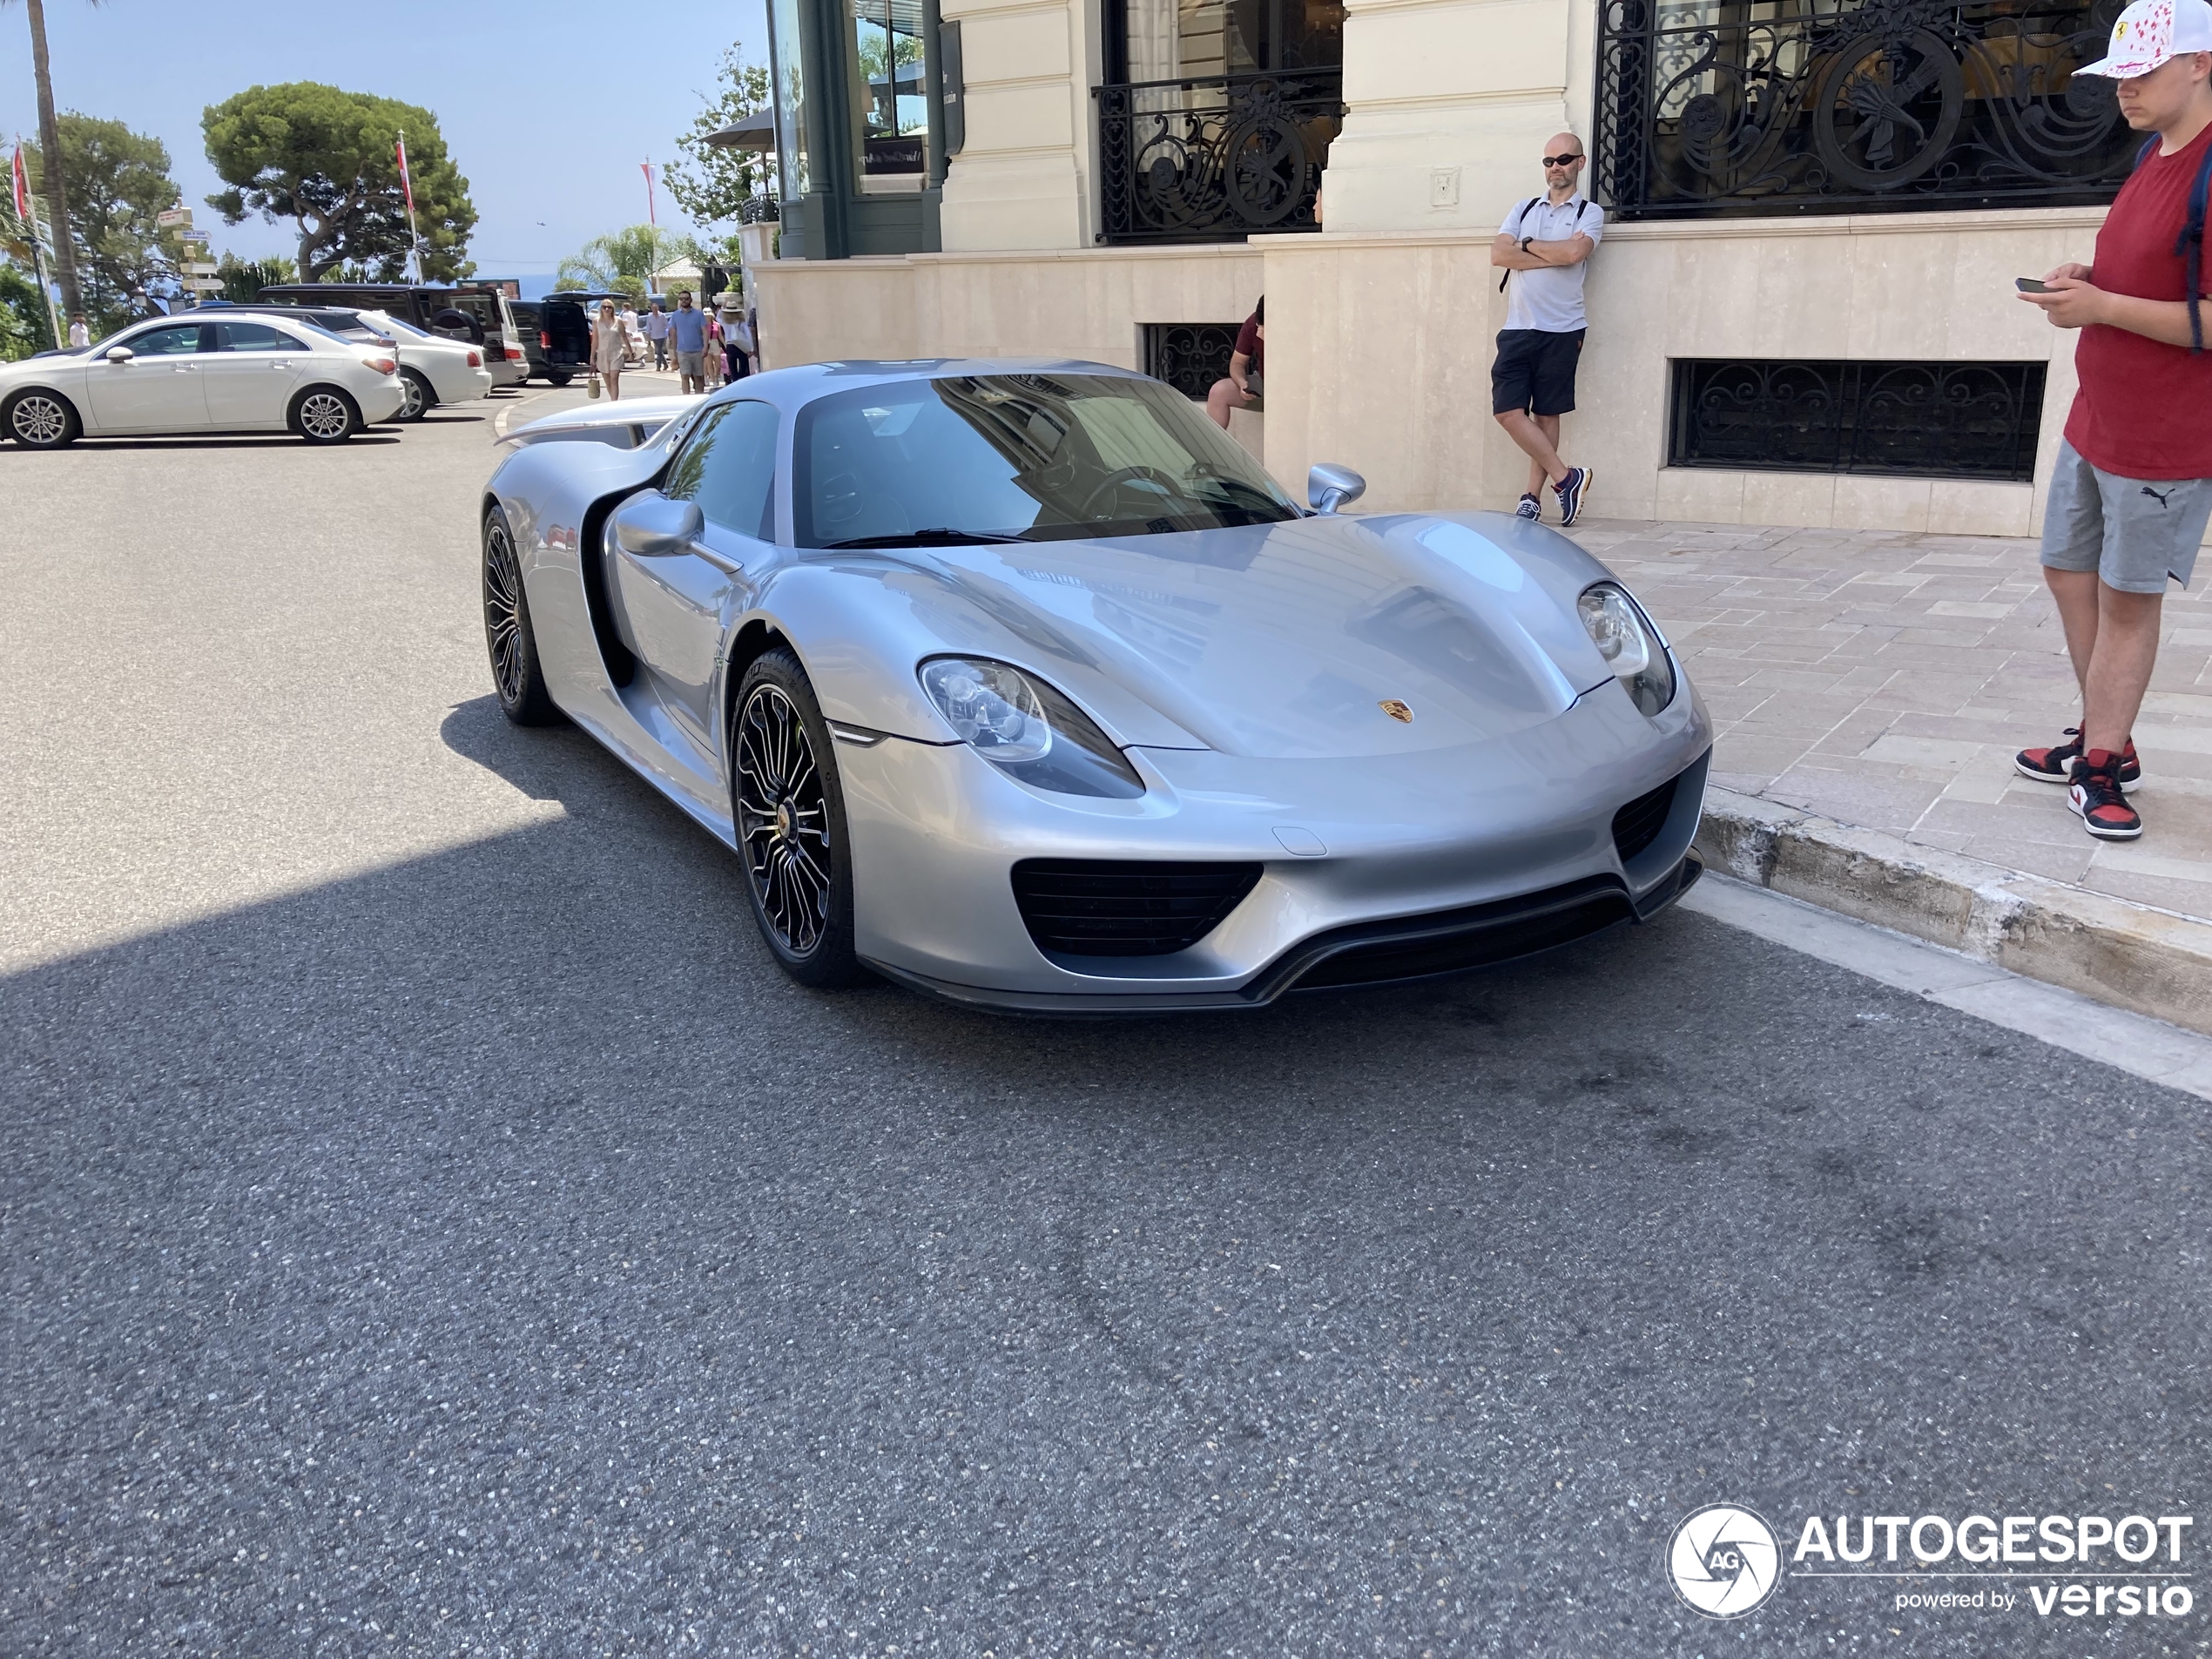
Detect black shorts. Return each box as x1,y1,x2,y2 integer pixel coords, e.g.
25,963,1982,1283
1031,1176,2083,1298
1491,327,1585,417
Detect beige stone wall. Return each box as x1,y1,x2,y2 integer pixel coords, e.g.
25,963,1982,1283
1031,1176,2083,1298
753,242,1264,369
1260,207,2107,535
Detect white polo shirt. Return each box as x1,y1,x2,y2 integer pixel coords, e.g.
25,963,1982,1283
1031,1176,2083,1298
1499,194,1605,334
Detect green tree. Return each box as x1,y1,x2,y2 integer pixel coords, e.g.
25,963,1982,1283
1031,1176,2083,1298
201,83,475,280
214,250,296,302
2,0,95,320
24,115,181,332
556,225,691,300
0,258,57,358
662,45,772,233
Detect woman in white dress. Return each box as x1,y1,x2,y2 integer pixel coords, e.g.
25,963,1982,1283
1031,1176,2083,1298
592,299,627,401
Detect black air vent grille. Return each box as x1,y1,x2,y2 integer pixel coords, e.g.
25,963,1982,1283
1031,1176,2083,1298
1012,860,1263,957
1612,778,1678,864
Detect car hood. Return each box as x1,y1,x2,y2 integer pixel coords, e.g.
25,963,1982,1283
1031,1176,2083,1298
905,512,1627,760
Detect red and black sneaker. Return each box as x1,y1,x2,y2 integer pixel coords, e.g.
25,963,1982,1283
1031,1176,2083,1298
2015,728,2141,785
2069,752,2143,840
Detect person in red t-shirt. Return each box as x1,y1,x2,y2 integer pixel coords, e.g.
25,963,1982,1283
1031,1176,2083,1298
1205,299,1263,429
2016,0,2212,841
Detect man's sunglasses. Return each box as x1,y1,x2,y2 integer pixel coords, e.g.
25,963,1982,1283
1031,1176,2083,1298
1542,153,1584,167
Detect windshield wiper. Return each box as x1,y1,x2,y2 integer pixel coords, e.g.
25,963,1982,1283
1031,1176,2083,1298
819,528,1028,549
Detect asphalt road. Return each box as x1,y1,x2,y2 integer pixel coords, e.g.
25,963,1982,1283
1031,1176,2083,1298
3,391,2206,1657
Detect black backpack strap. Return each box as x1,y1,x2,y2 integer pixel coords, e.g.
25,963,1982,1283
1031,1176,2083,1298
2175,144,2212,353
2137,134,2161,170
1498,197,1543,293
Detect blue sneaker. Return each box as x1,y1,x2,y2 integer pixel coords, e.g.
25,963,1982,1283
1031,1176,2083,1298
1514,492,1541,521
1553,466,1593,528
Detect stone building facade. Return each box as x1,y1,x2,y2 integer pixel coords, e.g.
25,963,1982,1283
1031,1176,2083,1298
753,0,2135,536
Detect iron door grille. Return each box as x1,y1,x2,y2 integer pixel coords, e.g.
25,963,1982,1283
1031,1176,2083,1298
1667,359,2045,482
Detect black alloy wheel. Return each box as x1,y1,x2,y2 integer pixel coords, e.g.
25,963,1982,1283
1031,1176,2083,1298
732,650,869,988
482,506,557,725
4,389,80,448
397,368,434,421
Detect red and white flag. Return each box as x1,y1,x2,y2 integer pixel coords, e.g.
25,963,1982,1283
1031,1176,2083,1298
642,161,656,226
10,139,30,226
395,134,416,217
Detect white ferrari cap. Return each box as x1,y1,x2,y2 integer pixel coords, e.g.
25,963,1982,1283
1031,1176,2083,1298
2078,0,2212,78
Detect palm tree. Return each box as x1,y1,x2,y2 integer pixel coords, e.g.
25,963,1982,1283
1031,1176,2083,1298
4,0,91,320
556,225,691,298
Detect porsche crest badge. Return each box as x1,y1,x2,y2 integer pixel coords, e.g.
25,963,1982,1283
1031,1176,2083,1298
1379,699,1414,724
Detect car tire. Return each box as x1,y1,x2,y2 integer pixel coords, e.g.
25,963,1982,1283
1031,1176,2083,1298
732,648,872,989
396,368,435,421
289,386,362,444
547,372,573,388
482,504,559,727
4,388,81,448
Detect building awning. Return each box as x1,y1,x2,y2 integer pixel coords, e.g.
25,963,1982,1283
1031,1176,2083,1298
704,111,776,152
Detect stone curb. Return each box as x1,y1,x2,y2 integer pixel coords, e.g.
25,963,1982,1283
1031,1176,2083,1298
1695,786,2212,1037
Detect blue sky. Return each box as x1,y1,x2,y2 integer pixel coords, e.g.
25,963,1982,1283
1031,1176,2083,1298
1,0,770,287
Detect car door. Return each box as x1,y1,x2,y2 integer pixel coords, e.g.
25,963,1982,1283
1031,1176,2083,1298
612,399,780,754
81,321,211,431
200,320,311,428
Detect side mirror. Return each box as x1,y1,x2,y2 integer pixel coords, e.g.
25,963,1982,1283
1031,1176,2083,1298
610,492,705,557
1308,462,1366,514
103,346,135,363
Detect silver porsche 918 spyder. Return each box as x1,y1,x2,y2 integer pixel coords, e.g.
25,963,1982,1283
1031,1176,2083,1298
480,360,1711,1011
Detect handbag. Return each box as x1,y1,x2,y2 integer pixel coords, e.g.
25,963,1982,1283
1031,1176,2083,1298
587,370,602,400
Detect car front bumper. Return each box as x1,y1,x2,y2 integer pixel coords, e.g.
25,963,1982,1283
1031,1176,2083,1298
835,674,1713,1012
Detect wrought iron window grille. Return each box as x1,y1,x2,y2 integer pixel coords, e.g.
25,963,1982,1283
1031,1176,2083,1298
1668,359,2047,481
1094,71,1341,246
1143,323,1242,399
1596,0,2134,219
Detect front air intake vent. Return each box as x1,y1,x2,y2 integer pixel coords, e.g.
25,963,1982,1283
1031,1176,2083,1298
1012,860,1263,957
1612,777,1679,864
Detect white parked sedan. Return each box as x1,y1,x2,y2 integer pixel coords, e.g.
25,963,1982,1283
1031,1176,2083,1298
0,314,408,448
217,304,496,421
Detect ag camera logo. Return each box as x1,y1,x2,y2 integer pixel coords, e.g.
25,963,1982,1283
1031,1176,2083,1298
1669,1503,1782,1618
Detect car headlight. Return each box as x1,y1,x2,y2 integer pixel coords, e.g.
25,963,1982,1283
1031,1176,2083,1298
1577,583,1676,717
919,658,1145,799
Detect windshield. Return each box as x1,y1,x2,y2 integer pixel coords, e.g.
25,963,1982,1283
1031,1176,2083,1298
360,311,433,340
792,373,1300,548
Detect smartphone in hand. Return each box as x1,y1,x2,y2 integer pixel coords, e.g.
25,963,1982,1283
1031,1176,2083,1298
2016,277,2053,293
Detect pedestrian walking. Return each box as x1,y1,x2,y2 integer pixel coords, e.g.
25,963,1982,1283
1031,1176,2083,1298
66,313,89,348
1204,298,1262,428
1489,132,1601,527
669,291,710,394
592,298,627,401
644,298,671,370
717,291,750,383
2014,0,2212,842
703,312,727,384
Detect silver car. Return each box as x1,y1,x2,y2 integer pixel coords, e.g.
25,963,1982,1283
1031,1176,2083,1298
1,314,408,445
479,360,1711,1011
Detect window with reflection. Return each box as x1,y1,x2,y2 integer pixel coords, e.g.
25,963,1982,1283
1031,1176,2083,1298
1117,0,1343,81
849,0,929,190
769,0,811,199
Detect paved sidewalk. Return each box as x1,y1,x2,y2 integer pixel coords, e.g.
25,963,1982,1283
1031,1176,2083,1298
1568,516,2212,924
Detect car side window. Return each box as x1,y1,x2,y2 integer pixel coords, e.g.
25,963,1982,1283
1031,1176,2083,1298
664,401,779,542
125,323,207,356
215,321,301,352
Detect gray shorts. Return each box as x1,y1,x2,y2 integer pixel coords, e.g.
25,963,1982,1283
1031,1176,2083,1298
2041,439,2208,593
677,350,706,378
